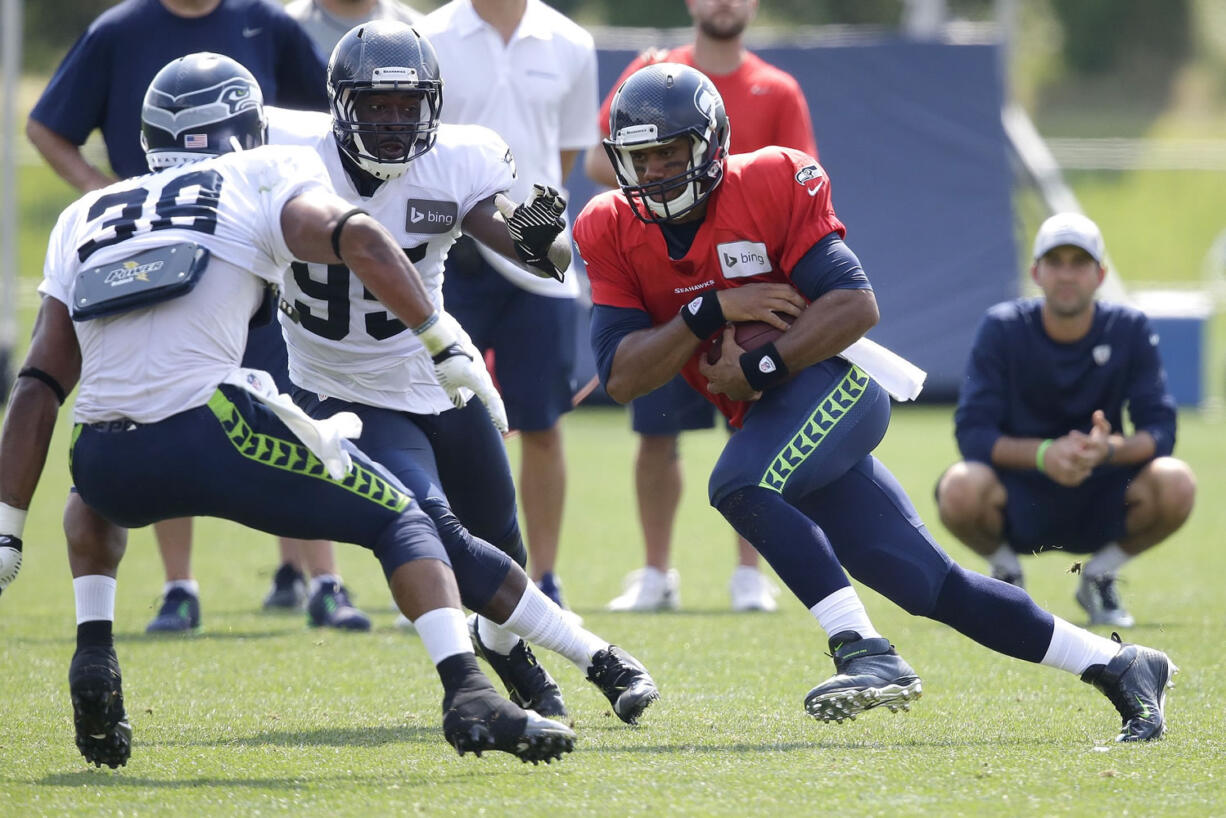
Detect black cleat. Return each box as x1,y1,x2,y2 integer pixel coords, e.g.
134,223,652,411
263,562,307,610
585,646,659,725
804,631,922,723
69,647,132,768
468,615,568,721
442,686,575,764
145,587,201,633
1081,633,1177,742
306,581,371,631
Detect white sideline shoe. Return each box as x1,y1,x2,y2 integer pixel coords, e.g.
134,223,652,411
606,567,680,612
729,566,780,612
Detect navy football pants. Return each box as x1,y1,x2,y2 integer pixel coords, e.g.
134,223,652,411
71,386,445,582
712,360,1054,663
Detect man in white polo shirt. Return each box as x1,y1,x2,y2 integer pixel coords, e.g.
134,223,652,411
418,1,598,611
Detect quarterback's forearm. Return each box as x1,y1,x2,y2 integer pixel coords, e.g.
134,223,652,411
774,288,878,372
605,317,700,403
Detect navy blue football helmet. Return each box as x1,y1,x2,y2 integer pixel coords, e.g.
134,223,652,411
327,21,443,180
140,52,267,170
603,63,730,223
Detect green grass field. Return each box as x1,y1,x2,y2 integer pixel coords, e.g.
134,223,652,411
1,404,1223,816
5,111,1225,815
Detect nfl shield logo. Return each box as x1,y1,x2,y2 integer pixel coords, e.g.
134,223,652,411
1092,344,1111,366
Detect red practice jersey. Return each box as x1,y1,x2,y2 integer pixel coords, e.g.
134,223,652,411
575,147,843,428
598,45,817,158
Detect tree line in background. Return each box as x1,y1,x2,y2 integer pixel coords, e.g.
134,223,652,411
22,0,1193,81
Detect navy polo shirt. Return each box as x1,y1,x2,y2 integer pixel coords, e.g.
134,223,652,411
30,0,327,180
954,298,1177,464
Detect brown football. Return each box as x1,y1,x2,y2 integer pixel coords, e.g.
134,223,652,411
705,313,796,364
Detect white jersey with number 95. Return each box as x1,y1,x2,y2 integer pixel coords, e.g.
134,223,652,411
268,107,516,414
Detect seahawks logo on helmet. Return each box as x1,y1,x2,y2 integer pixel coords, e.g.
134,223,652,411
143,78,261,138
695,86,718,128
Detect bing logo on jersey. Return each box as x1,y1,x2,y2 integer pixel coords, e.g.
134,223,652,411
405,199,458,234
717,240,772,279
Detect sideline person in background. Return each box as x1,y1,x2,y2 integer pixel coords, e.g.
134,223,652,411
284,0,423,56
935,212,1196,628
584,0,817,613
26,0,326,190
418,0,599,612
576,61,1177,744
25,0,373,633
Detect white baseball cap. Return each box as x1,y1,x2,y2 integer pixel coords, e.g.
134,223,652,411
1032,212,1105,264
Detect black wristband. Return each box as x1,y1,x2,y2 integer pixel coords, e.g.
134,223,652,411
739,342,790,391
330,207,370,261
679,292,726,339
17,366,67,404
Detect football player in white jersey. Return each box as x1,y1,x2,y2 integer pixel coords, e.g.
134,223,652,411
267,21,629,724
0,53,582,768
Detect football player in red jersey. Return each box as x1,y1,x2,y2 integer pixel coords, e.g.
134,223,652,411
586,0,816,614
574,63,1177,741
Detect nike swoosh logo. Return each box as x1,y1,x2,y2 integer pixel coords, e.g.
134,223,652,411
242,26,262,37
806,179,827,197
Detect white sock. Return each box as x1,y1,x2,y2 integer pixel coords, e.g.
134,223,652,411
476,614,521,655
809,585,881,640
987,545,1022,577
309,574,341,594
164,579,199,596
1083,543,1130,579
74,575,117,624
1040,615,1121,674
502,582,607,672
412,608,473,665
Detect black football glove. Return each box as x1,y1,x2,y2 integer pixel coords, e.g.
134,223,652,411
495,185,571,282
0,534,23,598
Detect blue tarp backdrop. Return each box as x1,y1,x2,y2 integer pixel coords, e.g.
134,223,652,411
566,39,1018,403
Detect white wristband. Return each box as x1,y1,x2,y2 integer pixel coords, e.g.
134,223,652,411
0,502,27,539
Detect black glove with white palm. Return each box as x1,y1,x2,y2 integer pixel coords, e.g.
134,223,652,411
414,311,508,433
495,184,572,282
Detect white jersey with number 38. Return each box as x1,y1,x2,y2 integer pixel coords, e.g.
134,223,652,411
268,107,516,414
38,145,332,424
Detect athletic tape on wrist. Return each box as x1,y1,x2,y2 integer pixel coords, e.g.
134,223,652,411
679,293,726,339
740,342,789,392
0,502,27,539
330,207,369,261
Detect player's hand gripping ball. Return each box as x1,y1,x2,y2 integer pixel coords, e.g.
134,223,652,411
705,313,795,364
